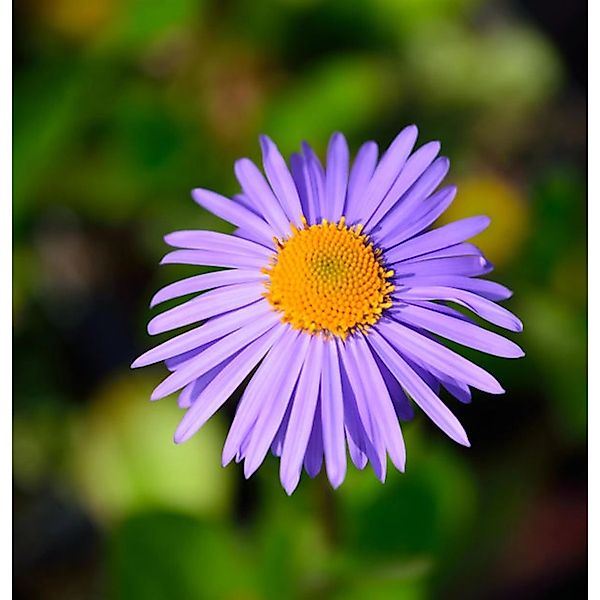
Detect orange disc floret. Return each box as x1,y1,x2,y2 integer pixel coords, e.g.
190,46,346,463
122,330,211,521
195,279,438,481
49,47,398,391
263,217,395,338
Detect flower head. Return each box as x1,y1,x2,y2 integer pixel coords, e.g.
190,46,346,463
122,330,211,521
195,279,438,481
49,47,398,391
132,127,524,494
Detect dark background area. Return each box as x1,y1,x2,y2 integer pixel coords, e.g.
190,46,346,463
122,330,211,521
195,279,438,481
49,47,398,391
13,0,586,598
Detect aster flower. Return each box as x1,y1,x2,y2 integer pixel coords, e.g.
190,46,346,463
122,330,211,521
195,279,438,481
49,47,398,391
132,126,524,494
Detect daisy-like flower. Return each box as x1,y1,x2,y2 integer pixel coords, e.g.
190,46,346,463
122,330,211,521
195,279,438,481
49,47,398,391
132,126,524,494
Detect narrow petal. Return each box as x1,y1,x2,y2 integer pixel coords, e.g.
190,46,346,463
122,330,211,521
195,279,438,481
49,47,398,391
395,274,512,301
234,158,291,237
271,401,293,458
173,326,283,443
133,300,270,367
320,340,347,488
345,141,378,219
222,329,298,465
290,153,309,217
380,185,457,248
259,135,303,225
304,403,324,478
348,125,418,224
372,352,415,421
325,132,349,221
430,369,472,404
393,255,492,278
302,142,326,224
160,249,266,270
365,140,442,231
376,319,504,394
243,334,311,478
368,330,470,446
280,336,324,494
370,155,449,241
391,243,482,264
397,287,523,332
151,311,281,400
385,216,490,263
150,269,265,308
339,339,387,481
147,282,265,335
177,356,236,408
164,230,272,256
352,335,406,472
192,188,274,245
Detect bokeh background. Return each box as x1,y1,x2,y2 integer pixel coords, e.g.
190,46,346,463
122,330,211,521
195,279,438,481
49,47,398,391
13,0,587,598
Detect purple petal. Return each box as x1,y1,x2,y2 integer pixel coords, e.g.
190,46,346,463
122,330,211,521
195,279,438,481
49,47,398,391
301,142,326,224
147,282,265,335
164,230,272,256
393,255,492,278
391,243,482,264
320,340,347,488
385,216,491,263
151,311,281,400
233,193,260,216
280,336,324,494
177,356,236,408
372,352,415,421
259,135,303,225
290,153,310,219
192,188,274,245
339,347,376,471
365,141,442,231
304,400,324,478
395,274,512,301
243,333,311,479
271,401,292,458
352,335,406,472
160,249,267,270
368,330,470,446
345,141,378,219
376,318,504,394
348,125,418,224
173,325,283,443
222,329,299,465
397,287,523,332
150,269,265,308
234,158,291,238
338,339,387,482
381,185,457,248
133,300,270,368
325,132,349,222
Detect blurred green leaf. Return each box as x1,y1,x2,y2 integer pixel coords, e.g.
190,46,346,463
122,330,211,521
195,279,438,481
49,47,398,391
69,374,233,523
264,56,398,154
111,512,258,600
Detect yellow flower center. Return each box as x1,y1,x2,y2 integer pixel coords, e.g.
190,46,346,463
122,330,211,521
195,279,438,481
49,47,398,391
263,217,395,339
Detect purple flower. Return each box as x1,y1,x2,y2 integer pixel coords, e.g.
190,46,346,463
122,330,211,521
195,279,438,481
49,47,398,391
132,126,524,494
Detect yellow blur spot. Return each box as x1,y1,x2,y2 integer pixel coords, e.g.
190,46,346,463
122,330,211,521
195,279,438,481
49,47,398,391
36,0,114,40
440,175,529,267
264,217,394,339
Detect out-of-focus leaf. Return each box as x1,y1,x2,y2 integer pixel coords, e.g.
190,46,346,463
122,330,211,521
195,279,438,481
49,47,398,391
405,23,562,114
264,56,399,155
69,373,233,523
517,290,586,440
101,0,204,52
110,512,259,600
340,428,477,558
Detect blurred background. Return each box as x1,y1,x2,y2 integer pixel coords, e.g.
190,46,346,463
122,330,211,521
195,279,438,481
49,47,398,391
13,0,586,598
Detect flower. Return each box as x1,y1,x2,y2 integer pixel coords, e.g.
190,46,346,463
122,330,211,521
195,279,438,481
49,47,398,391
132,126,524,494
